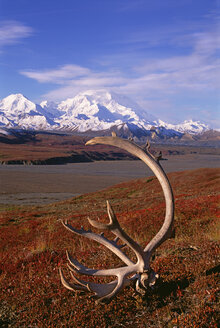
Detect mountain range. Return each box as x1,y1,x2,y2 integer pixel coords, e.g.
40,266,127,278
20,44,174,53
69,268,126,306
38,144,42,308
0,90,212,140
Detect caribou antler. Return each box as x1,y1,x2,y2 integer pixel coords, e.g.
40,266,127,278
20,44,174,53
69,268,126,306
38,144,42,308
59,134,174,303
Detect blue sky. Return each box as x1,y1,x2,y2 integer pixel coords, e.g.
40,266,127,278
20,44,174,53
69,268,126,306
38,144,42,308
0,0,219,128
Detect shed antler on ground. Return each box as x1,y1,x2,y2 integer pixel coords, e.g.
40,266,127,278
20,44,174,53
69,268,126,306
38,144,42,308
59,134,175,303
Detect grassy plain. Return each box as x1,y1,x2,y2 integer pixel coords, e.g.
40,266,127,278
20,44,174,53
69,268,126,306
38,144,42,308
0,167,219,327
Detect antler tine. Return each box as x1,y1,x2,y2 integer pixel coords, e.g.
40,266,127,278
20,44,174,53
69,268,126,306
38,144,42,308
68,269,138,303
88,200,117,229
65,266,134,303
89,200,145,266
61,220,134,266
143,140,155,160
69,271,120,301
106,200,146,261
60,266,121,301
66,249,140,277
59,267,88,292
61,250,139,303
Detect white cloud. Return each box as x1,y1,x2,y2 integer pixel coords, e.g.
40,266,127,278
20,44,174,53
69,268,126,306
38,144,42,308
0,21,33,50
194,31,220,55
20,43,219,100
21,65,91,83
130,30,220,94
39,69,127,100
20,63,127,99
22,48,219,103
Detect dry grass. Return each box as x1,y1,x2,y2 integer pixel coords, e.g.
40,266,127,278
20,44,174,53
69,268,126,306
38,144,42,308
0,168,219,327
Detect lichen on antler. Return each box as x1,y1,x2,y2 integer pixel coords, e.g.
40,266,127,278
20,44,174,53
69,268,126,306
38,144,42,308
59,134,174,303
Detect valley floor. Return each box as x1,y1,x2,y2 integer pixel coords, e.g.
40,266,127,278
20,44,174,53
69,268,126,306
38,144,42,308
0,154,219,205
0,154,220,204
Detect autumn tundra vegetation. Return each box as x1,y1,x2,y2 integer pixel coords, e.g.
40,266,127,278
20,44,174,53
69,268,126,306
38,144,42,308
0,137,219,327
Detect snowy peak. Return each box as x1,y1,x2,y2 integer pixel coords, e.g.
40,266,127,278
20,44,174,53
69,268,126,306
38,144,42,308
176,120,209,134
0,90,211,137
0,94,56,129
0,94,36,114
0,93,48,117
55,90,155,132
157,119,209,135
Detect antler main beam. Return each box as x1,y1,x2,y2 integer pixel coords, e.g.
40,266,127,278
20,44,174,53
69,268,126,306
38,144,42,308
59,134,174,303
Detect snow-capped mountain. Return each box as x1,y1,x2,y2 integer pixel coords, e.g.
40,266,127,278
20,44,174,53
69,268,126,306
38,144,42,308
0,91,210,138
51,89,157,132
156,119,209,135
0,94,56,130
